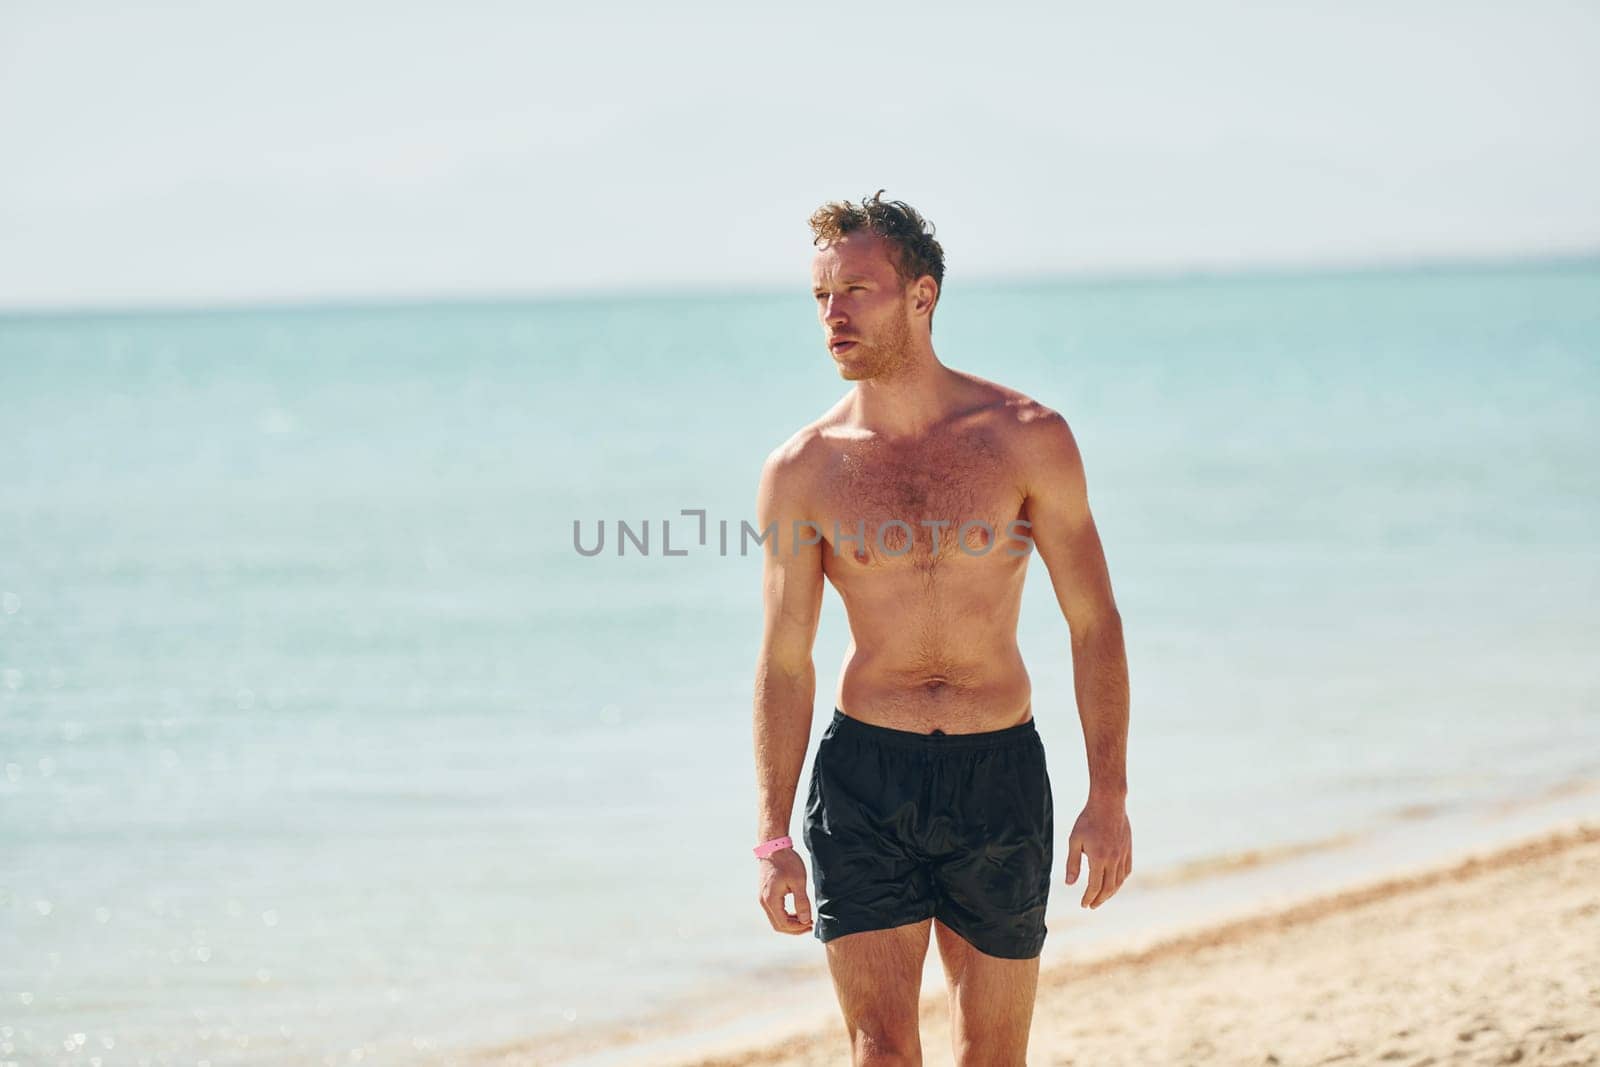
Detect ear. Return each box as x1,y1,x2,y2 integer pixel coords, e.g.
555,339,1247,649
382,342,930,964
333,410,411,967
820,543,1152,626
908,274,938,319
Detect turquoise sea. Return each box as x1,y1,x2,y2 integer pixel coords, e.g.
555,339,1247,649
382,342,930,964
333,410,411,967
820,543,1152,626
2,261,1598,1064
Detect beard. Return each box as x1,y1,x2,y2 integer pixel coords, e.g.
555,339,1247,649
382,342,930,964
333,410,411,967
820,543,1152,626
834,309,913,381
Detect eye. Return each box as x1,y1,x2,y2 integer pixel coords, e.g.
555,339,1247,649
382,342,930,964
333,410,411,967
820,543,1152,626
848,286,866,292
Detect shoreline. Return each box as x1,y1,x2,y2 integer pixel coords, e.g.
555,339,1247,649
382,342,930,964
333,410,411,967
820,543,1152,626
459,775,1600,1067
674,816,1600,1067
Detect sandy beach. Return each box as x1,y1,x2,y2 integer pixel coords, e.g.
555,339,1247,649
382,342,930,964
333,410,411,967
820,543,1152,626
651,820,1600,1067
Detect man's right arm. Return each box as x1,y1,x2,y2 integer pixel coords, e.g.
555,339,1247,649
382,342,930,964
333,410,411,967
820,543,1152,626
752,443,824,934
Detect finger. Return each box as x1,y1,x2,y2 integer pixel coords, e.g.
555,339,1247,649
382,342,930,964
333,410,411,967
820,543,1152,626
793,884,813,927
1107,857,1132,908
1080,858,1106,908
1104,854,1128,907
1065,837,1084,885
759,888,786,931
782,885,810,926
782,896,811,931
1104,853,1130,905
759,876,793,932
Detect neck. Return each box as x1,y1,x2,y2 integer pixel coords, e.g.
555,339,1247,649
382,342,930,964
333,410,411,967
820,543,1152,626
849,344,955,439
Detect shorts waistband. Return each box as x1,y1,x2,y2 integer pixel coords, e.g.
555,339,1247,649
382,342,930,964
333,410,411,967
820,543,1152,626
828,707,1038,752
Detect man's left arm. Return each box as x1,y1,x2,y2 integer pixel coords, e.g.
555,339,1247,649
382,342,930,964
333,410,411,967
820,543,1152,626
1018,408,1132,910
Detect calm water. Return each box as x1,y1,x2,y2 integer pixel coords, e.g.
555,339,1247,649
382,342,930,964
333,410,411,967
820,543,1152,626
2,262,1598,1064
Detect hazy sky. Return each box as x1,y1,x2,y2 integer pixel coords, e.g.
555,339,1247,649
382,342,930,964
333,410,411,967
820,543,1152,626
2,1,1597,310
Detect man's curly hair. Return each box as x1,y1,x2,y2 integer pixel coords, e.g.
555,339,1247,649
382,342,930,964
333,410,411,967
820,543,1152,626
809,190,946,332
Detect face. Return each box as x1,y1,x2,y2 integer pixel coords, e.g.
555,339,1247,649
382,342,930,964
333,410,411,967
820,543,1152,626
811,232,917,381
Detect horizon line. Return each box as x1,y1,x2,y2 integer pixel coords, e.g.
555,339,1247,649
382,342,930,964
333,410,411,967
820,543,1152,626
2,244,1597,321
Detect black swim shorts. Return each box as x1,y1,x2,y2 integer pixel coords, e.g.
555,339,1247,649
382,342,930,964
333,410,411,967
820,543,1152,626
802,707,1054,960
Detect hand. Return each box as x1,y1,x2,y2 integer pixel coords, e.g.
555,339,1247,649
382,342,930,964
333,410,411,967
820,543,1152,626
757,847,814,934
1065,795,1132,909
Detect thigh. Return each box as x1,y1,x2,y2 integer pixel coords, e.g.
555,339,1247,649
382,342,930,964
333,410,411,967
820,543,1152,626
934,918,1039,1066
824,918,933,1061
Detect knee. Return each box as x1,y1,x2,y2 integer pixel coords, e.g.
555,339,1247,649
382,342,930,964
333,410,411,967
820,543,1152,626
952,1033,1026,1067
850,1023,920,1066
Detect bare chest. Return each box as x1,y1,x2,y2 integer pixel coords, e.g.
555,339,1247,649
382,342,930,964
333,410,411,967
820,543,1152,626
813,430,1027,568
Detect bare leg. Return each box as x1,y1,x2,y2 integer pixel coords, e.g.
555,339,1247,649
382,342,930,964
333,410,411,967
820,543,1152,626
933,918,1040,1066
822,918,934,1066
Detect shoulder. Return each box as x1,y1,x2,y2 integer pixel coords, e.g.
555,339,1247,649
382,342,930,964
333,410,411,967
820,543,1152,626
760,418,832,485
953,376,1085,500
1015,400,1088,506
756,410,841,518
956,373,1080,460
1011,398,1079,463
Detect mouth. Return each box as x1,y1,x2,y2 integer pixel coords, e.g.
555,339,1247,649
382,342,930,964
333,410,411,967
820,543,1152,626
829,338,859,355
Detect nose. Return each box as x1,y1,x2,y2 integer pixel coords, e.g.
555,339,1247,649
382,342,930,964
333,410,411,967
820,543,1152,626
822,296,847,326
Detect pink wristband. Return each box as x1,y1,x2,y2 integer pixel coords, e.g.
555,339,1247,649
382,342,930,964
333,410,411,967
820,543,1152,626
753,834,792,859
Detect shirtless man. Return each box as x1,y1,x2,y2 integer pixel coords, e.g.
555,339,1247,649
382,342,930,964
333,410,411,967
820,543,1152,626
751,192,1132,1066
